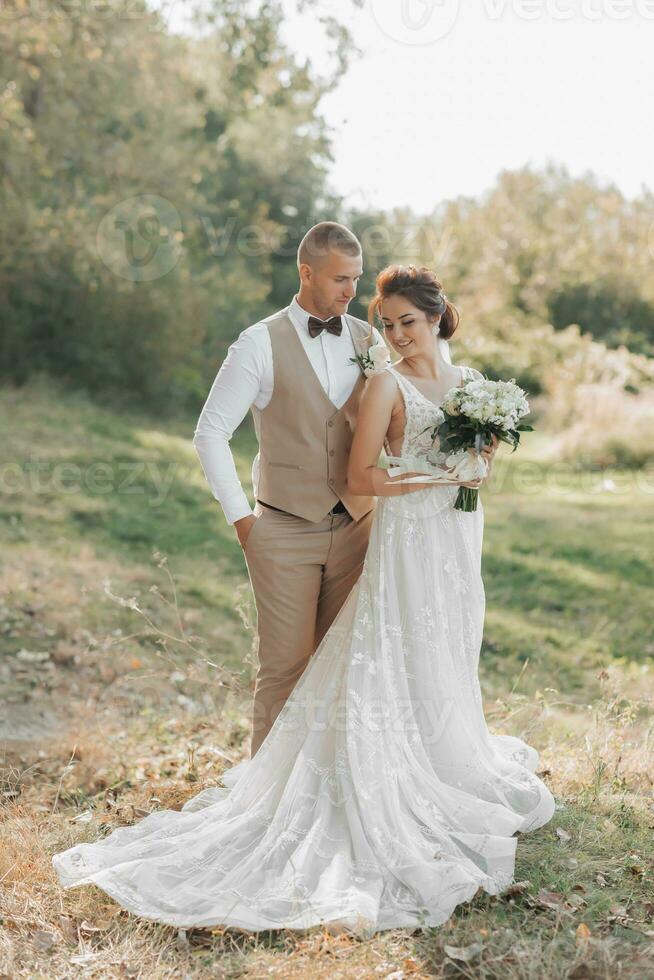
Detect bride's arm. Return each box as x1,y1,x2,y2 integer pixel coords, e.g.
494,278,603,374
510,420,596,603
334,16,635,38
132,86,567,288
347,372,471,497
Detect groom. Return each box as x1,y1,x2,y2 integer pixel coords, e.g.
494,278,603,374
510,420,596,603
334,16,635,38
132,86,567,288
193,222,384,755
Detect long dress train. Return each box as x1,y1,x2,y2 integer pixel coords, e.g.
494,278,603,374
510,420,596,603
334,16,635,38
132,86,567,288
52,363,555,934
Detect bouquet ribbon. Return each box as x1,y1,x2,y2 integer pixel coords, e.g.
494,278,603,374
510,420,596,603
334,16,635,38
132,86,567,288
384,449,488,487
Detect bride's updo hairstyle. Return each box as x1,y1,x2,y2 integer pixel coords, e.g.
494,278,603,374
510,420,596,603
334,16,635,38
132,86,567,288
368,264,460,341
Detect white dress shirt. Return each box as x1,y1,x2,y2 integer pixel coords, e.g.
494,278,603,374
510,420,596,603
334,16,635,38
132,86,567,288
192,296,386,525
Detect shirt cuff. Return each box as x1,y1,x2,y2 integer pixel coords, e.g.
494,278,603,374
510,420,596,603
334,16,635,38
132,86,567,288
223,495,255,526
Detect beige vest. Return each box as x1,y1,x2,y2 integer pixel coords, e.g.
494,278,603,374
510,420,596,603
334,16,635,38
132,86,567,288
253,308,376,523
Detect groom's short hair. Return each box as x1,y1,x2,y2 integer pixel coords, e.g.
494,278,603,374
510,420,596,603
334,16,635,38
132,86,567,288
297,222,362,268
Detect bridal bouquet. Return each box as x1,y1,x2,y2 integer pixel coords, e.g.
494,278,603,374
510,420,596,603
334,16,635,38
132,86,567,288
386,377,532,512
423,376,533,511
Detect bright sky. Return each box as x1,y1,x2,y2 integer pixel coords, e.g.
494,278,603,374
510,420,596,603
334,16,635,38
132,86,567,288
165,0,654,213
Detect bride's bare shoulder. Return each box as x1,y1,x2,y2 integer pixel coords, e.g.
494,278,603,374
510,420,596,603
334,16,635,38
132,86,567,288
362,368,402,409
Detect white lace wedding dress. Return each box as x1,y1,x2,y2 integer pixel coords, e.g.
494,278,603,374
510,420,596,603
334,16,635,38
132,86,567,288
53,363,555,934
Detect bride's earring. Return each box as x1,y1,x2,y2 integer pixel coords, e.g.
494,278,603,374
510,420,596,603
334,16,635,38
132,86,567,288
431,318,441,336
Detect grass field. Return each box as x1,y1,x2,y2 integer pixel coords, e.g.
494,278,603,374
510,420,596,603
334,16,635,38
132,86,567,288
1,377,653,979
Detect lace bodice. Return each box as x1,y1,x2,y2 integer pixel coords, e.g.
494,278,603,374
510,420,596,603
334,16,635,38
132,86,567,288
383,363,481,461
379,364,485,519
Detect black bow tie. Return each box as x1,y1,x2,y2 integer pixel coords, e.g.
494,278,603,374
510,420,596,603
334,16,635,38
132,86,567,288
307,315,343,339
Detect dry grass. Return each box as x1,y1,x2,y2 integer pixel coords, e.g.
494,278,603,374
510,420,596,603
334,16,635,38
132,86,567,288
1,660,653,979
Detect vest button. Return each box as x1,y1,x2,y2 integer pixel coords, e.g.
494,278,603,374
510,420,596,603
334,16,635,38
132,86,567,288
328,419,335,427
328,478,335,486
329,449,335,456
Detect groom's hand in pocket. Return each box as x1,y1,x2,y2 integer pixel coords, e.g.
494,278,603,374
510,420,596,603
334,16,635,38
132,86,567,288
235,514,257,549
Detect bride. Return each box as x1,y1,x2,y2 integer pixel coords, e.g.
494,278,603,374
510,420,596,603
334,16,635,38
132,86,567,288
53,265,555,934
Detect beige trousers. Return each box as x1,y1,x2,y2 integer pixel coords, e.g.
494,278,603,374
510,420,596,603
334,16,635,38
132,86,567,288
242,501,375,756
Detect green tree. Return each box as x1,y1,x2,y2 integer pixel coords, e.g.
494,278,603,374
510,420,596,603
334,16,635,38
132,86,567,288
0,0,360,410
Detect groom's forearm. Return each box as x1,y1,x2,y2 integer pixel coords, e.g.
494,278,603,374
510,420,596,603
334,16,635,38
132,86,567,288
193,335,262,525
193,426,253,524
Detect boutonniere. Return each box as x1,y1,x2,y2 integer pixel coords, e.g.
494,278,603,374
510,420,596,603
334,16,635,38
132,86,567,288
350,341,391,378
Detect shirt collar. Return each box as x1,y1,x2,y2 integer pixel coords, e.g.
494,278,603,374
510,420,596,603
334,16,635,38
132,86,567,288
289,295,348,337
289,295,311,334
